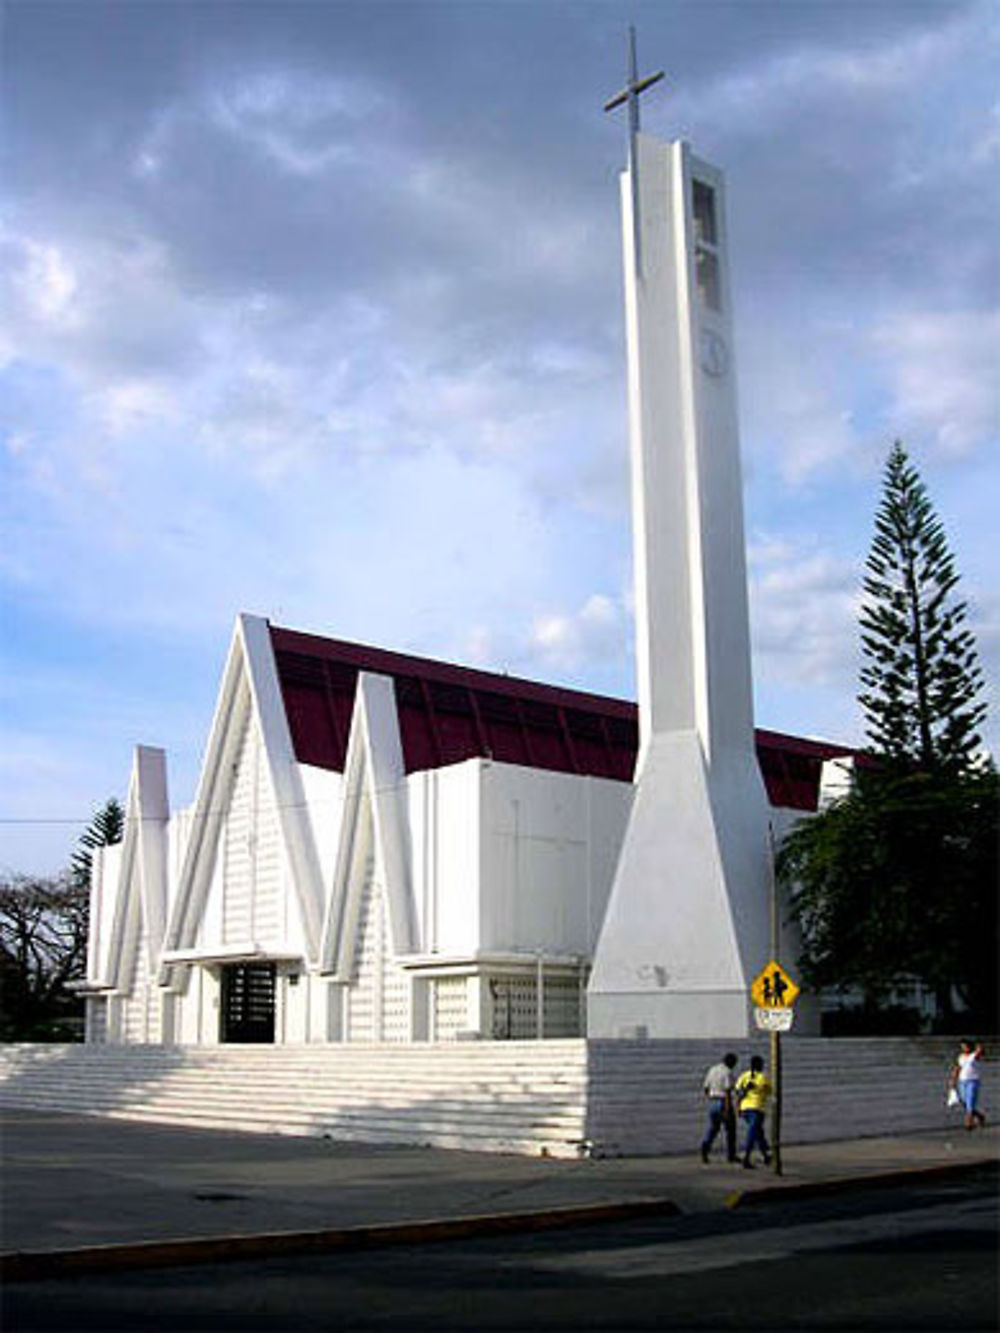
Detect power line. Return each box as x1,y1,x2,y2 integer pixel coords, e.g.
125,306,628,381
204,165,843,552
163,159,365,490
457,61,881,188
0,818,96,826
0,788,401,828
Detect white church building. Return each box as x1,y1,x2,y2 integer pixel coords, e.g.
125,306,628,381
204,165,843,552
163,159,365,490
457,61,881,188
82,50,859,1053
82,613,851,1048
1,55,979,1157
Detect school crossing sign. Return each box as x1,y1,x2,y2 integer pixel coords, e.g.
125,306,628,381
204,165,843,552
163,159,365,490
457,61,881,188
751,960,799,1031
751,960,799,1008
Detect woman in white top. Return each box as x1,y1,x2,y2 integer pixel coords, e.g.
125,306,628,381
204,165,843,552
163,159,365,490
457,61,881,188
950,1040,986,1130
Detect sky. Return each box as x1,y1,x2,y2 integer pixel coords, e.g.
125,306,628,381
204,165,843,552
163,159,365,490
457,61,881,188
2,0,997,877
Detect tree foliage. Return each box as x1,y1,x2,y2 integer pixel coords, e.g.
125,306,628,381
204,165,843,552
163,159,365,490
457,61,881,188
779,765,999,1025
0,873,90,1040
859,440,986,774
70,797,124,891
781,442,996,1030
1,796,123,1040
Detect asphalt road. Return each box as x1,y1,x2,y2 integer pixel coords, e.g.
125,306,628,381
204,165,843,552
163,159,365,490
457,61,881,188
4,1168,997,1332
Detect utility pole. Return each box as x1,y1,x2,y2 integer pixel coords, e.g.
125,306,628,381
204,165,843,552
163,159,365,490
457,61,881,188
769,822,783,1177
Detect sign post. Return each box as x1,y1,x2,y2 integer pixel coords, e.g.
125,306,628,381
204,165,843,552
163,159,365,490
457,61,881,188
751,962,797,1176
751,958,798,1178
773,1020,781,1177
771,824,781,1180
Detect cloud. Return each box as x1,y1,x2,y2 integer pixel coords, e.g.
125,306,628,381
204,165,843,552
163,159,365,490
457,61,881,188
748,536,860,689
739,329,863,484
5,236,79,329
872,309,1000,458
206,69,395,177
530,593,627,672
702,6,973,118
964,587,1000,760
740,303,1000,485
0,224,203,389
3,0,998,873
455,591,631,699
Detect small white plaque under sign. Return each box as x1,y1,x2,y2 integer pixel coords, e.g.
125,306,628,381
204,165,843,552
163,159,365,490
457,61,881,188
755,1006,794,1032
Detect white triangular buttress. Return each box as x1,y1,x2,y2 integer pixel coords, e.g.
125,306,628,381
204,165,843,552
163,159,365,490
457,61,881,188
160,615,324,978
92,746,168,991
320,672,416,979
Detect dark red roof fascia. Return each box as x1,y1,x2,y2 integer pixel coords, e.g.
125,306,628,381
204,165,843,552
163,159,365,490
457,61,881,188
754,729,856,811
754,728,855,760
270,624,856,810
270,625,638,784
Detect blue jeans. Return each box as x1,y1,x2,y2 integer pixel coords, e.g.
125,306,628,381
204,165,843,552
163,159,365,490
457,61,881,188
959,1080,980,1114
702,1099,736,1159
742,1109,770,1162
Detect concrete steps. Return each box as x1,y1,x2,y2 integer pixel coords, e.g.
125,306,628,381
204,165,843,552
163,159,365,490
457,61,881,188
1,1036,991,1157
0,1042,590,1156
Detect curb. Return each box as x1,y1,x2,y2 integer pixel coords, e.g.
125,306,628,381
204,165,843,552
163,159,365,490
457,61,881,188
725,1156,998,1210
4,1158,996,1282
0,1197,682,1282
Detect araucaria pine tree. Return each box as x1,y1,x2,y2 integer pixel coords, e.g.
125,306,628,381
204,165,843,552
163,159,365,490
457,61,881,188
70,797,124,891
781,441,997,1031
859,441,986,774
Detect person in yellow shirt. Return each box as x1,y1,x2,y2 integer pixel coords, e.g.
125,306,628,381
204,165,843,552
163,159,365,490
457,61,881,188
734,1054,773,1169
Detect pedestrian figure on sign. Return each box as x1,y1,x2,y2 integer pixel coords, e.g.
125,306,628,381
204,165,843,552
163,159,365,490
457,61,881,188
949,1040,986,1131
699,1052,738,1164
761,976,773,1004
735,1055,773,1169
770,970,788,1006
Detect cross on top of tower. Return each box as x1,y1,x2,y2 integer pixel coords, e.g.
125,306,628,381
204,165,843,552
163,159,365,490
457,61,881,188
603,26,664,148
603,27,665,280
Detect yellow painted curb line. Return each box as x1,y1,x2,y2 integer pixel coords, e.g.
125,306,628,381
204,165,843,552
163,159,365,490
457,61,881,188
726,1157,998,1210
1,1197,682,1282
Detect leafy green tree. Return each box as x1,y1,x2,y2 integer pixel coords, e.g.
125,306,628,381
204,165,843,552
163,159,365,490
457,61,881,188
780,765,998,1025
859,440,986,773
70,797,124,891
781,442,996,1031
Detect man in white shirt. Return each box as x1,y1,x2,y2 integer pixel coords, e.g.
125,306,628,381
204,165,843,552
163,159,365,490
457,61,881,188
700,1052,739,1163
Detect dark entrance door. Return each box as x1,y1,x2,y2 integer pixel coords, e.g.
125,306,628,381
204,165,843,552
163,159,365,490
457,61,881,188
220,962,276,1043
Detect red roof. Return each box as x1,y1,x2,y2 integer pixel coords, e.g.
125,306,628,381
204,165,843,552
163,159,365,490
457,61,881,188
270,624,854,812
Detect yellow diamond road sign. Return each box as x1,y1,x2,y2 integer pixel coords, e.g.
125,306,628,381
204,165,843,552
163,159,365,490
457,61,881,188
751,960,799,1009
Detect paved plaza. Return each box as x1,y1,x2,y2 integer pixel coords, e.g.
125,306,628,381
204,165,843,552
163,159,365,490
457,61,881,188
2,1109,995,1279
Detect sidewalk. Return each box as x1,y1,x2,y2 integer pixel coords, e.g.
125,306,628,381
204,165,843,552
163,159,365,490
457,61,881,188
1,1109,996,1278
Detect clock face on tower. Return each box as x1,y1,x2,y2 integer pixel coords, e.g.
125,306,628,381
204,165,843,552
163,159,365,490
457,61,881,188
699,328,729,378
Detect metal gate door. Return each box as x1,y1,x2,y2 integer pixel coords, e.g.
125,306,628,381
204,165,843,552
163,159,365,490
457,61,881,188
220,962,276,1043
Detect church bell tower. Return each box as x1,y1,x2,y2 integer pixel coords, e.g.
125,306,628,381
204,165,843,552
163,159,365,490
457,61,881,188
588,43,772,1038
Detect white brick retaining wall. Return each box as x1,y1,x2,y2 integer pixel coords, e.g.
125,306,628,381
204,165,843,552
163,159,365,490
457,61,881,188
0,1037,993,1157
584,1037,996,1155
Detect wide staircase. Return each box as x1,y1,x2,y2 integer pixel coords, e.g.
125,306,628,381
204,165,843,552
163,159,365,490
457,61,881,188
0,1041,590,1157
0,1036,980,1156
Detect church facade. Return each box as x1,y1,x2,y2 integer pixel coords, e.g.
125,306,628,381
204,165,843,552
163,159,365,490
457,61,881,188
82,613,851,1048
83,83,859,1049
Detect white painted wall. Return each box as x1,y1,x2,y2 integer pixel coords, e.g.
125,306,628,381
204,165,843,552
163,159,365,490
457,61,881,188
300,764,344,889
87,843,121,985
346,868,410,1042
408,761,482,956
167,811,193,937
86,727,832,1048
176,711,308,965
120,900,153,1043
480,763,632,957
83,613,823,1051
